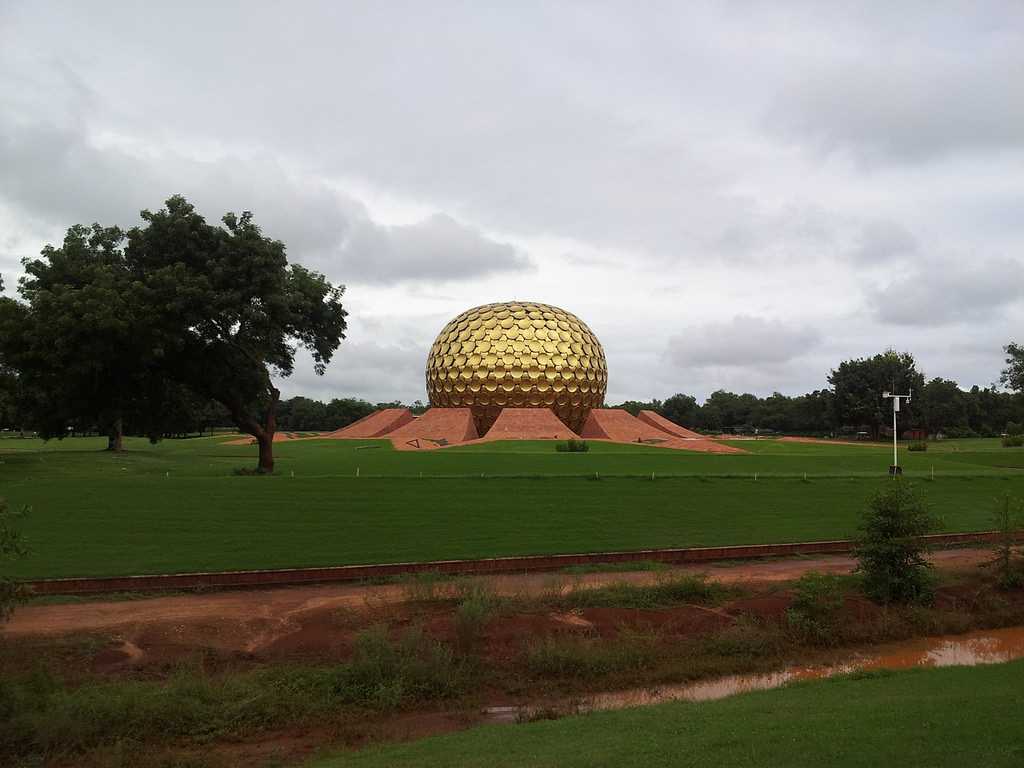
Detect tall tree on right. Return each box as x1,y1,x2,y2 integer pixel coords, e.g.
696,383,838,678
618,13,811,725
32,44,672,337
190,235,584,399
828,350,925,439
1002,342,1024,392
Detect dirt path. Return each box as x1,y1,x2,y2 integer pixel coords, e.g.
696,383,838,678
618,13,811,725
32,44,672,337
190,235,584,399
3,549,989,639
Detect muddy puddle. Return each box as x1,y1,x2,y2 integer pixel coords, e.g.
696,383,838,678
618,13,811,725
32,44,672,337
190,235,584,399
483,625,1024,723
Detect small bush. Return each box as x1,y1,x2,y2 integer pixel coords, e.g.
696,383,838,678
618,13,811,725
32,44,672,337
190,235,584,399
907,441,927,452
1002,435,1024,448
987,494,1024,590
786,572,845,645
854,482,940,605
1006,421,1023,437
555,439,590,453
0,499,29,623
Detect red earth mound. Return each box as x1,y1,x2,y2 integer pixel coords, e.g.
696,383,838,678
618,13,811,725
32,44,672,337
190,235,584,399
637,410,704,439
388,408,479,450
580,409,673,443
323,408,414,439
579,410,746,453
481,408,580,440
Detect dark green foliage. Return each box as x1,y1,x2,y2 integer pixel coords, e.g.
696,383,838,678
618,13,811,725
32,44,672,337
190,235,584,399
0,499,28,622
555,439,590,453
829,350,924,440
125,197,348,472
854,482,940,605
987,494,1023,590
786,572,845,645
907,441,927,452
1002,435,1024,447
1001,342,1024,393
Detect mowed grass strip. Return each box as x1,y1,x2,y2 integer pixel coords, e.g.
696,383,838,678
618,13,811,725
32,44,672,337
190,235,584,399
316,662,1024,768
2,436,1023,578
2,473,1014,579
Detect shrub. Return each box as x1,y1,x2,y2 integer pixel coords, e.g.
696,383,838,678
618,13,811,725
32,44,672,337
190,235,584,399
1002,435,1024,448
854,482,940,605
0,499,29,623
555,439,590,453
1006,421,1023,437
785,572,845,645
987,494,1023,590
907,441,927,452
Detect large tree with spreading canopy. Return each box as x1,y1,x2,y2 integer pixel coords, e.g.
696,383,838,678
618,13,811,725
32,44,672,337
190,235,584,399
122,196,348,471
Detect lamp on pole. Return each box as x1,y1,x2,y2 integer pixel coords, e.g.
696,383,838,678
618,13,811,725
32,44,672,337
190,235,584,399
882,389,912,475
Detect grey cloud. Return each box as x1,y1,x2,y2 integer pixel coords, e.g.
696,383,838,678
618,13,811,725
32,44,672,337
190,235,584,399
0,110,528,286
851,220,918,264
870,258,1024,326
279,340,427,404
767,47,1024,163
666,316,822,368
339,213,529,284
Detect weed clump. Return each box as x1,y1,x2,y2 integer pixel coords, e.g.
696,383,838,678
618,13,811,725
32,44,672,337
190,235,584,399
562,574,727,610
786,572,846,646
522,629,659,678
987,494,1023,590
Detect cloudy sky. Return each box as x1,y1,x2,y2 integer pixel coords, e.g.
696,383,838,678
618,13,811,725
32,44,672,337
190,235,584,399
2,2,1022,404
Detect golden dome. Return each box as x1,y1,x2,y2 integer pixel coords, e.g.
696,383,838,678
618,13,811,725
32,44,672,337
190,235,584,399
426,301,608,434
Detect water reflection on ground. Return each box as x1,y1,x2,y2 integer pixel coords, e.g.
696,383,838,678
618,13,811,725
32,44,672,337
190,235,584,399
483,626,1024,723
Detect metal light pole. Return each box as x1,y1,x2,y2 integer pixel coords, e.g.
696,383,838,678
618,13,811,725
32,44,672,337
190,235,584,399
882,389,912,475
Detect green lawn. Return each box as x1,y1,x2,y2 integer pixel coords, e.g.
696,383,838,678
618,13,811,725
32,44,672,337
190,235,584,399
2,436,1023,579
314,662,1024,768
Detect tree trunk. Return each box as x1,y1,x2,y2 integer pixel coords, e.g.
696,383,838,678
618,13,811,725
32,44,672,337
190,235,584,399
106,416,124,452
256,433,274,473
256,387,280,473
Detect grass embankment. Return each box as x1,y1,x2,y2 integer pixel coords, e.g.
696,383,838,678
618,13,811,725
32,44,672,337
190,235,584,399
319,662,1024,768
1,436,1022,578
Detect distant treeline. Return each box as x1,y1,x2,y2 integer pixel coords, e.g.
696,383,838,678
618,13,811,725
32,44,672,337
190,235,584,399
5,349,1024,440
611,384,1024,438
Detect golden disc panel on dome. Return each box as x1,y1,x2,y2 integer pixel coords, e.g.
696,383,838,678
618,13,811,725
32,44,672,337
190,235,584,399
425,302,607,434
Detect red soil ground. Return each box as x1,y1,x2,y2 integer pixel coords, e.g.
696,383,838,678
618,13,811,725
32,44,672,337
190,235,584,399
479,408,581,441
4,549,989,644
387,408,479,450
323,408,415,439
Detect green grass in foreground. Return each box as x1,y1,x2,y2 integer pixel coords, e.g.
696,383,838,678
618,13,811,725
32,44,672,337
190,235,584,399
316,661,1024,768
2,436,1023,578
